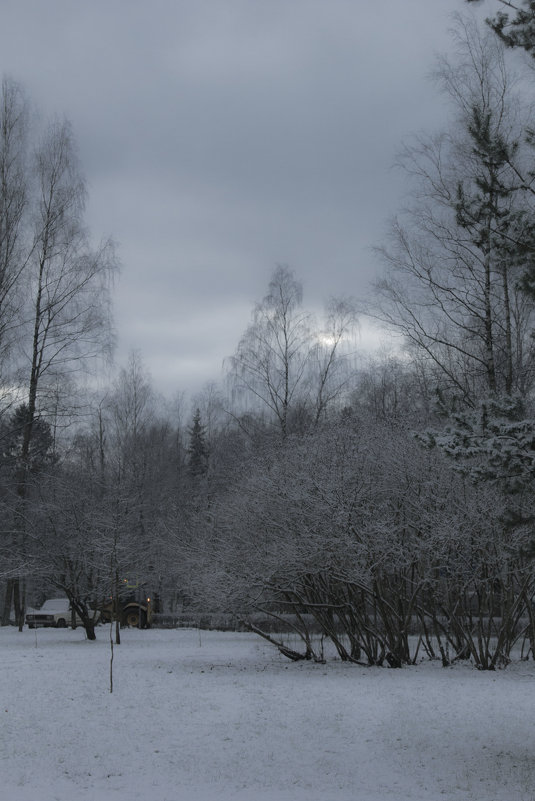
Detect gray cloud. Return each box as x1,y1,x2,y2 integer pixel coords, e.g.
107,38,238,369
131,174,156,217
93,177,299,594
1,0,496,397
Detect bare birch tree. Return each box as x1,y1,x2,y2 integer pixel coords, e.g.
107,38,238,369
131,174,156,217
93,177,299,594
227,266,312,439
1,105,117,626
0,77,28,389
228,266,358,437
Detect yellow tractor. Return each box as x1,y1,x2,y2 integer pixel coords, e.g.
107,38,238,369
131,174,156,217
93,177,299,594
99,578,156,628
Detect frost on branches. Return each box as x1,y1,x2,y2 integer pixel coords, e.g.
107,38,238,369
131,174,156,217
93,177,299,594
189,416,535,670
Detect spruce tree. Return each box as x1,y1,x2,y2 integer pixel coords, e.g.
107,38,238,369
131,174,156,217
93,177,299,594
454,103,535,395
0,404,56,474
187,408,209,477
467,1,535,58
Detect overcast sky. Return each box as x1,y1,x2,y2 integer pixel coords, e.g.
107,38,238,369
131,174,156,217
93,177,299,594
1,0,500,400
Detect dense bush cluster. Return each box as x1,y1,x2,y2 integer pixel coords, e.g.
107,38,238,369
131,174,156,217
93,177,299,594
190,419,535,669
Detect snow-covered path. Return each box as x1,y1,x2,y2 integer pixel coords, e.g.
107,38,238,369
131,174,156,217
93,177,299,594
1,627,535,801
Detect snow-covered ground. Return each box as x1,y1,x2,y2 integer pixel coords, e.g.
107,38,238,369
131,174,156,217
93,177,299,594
2,627,535,801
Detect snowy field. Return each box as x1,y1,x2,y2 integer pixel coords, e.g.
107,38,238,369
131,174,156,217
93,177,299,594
2,627,535,801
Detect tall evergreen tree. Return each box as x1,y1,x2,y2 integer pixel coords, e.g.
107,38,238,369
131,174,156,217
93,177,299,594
1,403,56,475
373,17,535,405
187,409,209,478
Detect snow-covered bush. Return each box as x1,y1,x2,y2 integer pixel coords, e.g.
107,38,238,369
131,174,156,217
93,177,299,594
184,416,535,668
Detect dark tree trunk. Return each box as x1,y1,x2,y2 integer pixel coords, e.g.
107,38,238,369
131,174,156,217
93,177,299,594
2,579,13,625
83,620,96,641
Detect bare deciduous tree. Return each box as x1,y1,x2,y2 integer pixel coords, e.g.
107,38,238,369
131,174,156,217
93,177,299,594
0,91,117,627
0,77,28,375
227,266,312,439
310,297,358,425
228,266,358,437
372,18,535,406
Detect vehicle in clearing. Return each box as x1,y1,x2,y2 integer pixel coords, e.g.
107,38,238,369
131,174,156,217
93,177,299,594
25,598,98,629
99,594,154,628
98,577,157,628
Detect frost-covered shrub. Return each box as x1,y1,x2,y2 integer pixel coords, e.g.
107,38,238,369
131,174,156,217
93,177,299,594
185,416,535,668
